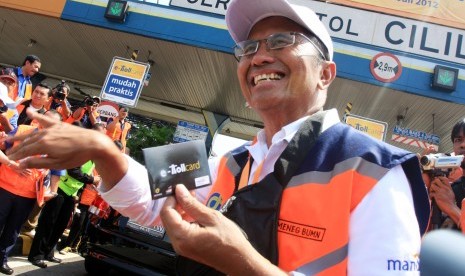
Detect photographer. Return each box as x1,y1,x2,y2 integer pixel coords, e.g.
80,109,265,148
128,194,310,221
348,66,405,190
106,106,131,153
428,119,465,230
45,81,72,121
67,96,101,129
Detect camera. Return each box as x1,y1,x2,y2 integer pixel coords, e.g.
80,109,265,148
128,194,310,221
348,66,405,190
420,153,464,173
85,97,95,106
53,80,67,101
421,153,465,229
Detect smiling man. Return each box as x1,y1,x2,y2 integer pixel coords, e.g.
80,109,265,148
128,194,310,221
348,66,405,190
11,55,41,100
6,0,430,275
16,83,51,126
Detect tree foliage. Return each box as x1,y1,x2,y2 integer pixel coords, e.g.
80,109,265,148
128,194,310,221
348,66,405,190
126,124,175,164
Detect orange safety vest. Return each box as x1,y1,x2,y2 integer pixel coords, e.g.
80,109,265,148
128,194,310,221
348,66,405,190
106,118,131,150
0,125,44,199
80,168,100,206
66,108,99,124
202,122,430,275
16,101,45,127
0,109,17,132
44,100,69,121
9,82,32,101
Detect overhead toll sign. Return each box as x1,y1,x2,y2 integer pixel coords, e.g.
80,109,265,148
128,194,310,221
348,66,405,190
345,114,388,141
290,0,465,65
370,52,402,83
170,0,228,15
328,0,465,29
100,57,150,108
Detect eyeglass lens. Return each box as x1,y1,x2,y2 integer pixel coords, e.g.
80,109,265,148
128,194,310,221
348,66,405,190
234,32,297,60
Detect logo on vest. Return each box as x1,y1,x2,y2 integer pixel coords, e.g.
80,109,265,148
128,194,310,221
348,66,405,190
206,192,223,211
278,219,326,241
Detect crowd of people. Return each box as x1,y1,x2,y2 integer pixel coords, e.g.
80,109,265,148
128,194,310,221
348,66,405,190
0,57,132,275
0,0,464,275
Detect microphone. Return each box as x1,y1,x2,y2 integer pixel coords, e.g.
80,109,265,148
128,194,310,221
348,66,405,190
420,229,465,275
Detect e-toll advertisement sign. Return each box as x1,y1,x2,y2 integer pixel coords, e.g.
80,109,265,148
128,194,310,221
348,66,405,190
100,57,150,107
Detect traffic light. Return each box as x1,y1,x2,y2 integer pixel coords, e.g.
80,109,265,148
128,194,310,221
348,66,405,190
104,0,129,23
432,65,459,92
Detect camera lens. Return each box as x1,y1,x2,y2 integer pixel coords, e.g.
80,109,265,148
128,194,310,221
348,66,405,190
55,91,65,100
420,156,431,166
85,98,94,106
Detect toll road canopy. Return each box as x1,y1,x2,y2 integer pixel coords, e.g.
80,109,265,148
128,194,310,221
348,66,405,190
100,57,150,107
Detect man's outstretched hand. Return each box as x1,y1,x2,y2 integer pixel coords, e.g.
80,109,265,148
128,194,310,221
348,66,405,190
5,108,127,190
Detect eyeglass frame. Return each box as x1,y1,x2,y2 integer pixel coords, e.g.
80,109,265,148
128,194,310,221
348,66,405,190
233,32,328,62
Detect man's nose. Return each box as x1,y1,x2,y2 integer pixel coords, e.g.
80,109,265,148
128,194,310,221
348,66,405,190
251,42,275,66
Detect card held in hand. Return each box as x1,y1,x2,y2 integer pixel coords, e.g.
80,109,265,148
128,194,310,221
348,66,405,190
143,140,211,199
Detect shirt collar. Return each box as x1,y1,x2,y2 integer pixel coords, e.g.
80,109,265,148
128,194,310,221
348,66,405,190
17,67,29,79
247,108,340,154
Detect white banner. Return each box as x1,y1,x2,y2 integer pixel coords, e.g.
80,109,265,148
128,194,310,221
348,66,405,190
291,0,465,64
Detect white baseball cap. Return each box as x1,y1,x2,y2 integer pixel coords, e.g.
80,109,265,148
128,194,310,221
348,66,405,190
225,0,333,61
0,83,16,109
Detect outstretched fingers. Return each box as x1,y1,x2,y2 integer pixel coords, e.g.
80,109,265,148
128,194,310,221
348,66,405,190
6,130,46,161
19,156,67,170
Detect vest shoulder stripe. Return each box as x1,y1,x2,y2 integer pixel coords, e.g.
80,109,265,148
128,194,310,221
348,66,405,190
225,151,242,177
296,244,348,275
288,157,389,188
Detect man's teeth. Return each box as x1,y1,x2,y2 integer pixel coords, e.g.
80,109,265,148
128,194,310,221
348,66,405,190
254,73,282,85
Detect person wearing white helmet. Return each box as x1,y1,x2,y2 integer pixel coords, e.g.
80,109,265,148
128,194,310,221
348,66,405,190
7,0,430,275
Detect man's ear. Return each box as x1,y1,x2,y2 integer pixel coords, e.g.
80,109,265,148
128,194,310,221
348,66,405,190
317,61,336,90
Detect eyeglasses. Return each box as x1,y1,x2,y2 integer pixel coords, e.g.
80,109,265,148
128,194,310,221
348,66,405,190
453,137,465,144
233,32,326,62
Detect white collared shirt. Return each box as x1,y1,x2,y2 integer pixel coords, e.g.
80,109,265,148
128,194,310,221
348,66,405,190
245,109,340,186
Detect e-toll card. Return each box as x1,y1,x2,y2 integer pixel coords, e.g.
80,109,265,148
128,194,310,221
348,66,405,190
143,140,211,199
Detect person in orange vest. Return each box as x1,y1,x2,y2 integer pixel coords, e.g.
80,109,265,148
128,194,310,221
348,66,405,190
105,106,131,152
10,55,41,101
16,83,51,126
66,96,101,128
15,83,53,240
6,0,430,274
45,81,72,122
0,110,61,275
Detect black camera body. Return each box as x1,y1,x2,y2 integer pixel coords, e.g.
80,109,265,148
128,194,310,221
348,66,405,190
85,97,95,106
54,91,66,101
53,80,67,101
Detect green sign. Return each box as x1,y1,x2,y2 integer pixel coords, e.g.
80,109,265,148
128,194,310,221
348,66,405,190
437,68,455,86
432,65,458,92
104,0,128,22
